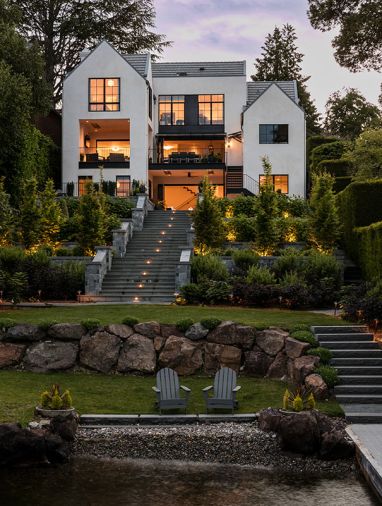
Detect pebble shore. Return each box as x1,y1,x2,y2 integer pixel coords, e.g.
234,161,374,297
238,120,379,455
74,422,355,477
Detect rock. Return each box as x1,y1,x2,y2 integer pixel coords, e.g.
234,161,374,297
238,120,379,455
48,323,86,341
0,343,25,368
134,321,161,339
80,331,121,373
207,321,254,349
256,329,286,356
277,411,320,454
117,334,156,374
289,355,320,384
268,327,289,337
104,324,134,340
266,352,288,379
244,347,273,376
305,373,329,400
159,336,203,376
285,337,310,359
44,433,71,464
185,322,209,341
204,343,242,374
258,408,283,432
5,324,44,342
154,335,166,352
23,341,78,373
320,430,355,460
50,413,79,442
160,324,184,338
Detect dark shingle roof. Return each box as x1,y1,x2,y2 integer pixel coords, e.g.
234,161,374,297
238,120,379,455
246,81,298,107
123,54,150,78
152,61,246,78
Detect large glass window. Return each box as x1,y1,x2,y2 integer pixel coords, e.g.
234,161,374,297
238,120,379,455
259,175,289,194
198,95,224,125
78,176,93,196
89,78,120,111
159,95,184,125
259,124,288,144
116,176,131,197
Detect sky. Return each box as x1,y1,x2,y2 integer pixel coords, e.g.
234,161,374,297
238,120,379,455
154,0,381,116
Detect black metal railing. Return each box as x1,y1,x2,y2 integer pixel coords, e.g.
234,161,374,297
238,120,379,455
149,148,225,165
79,146,130,163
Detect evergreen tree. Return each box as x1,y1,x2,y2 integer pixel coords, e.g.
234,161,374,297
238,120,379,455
251,24,321,135
77,183,107,254
40,179,63,249
309,172,341,253
17,177,42,250
193,178,225,255
0,177,15,246
255,157,280,255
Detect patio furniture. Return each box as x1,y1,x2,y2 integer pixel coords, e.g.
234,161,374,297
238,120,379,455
203,367,241,413
169,152,180,163
152,368,191,414
108,153,125,162
86,152,99,162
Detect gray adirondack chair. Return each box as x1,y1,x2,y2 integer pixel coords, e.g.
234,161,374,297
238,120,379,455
152,368,191,414
203,367,241,413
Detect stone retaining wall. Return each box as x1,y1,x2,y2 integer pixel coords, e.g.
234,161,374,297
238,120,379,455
0,321,328,398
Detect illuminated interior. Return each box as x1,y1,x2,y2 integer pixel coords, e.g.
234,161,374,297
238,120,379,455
89,78,120,111
80,119,130,161
259,175,289,194
159,140,225,163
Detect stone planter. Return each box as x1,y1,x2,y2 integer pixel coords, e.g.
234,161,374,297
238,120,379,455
35,407,76,418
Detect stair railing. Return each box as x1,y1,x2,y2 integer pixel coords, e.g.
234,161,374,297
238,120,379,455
243,173,260,195
175,195,197,211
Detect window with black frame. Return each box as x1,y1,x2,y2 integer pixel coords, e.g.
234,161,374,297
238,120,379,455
198,95,224,125
89,78,120,111
259,124,288,144
159,95,185,125
259,174,289,194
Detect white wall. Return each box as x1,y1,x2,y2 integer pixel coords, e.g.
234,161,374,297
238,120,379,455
242,85,306,197
62,41,149,191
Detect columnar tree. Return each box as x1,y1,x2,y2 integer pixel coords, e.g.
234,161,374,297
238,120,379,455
193,178,225,255
251,24,321,135
77,183,107,254
255,157,280,255
0,177,16,246
40,179,64,248
309,172,341,253
17,177,42,250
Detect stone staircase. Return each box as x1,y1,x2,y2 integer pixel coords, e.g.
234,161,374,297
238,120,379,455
100,210,192,303
312,325,382,423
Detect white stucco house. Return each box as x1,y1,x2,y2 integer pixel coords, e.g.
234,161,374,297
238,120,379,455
62,41,306,208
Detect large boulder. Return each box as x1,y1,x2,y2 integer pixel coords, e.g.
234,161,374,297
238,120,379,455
288,355,320,384
244,347,273,376
305,373,329,400
207,321,254,349
50,412,79,442
104,324,134,340
204,343,241,374
117,334,156,374
5,324,44,342
320,430,355,460
266,351,288,379
285,337,310,359
0,343,25,368
277,411,321,454
134,321,161,339
48,323,86,341
258,408,283,432
185,322,209,341
256,329,286,356
159,336,203,375
23,341,78,373
80,331,121,373
160,324,184,338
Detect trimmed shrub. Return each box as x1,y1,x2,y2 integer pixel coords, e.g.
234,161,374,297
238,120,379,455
231,195,257,217
180,283,204,304
333,176,352,193
200,318,222,330
81,318,101,332
307,347,333,364
176,318,194,332
246,265,276,285
310,141,346,172
316,365,339,388
230,216,257,242
205,281,231,304
38,320,59,331
354,221,382,280
290,324,311,333
307,135,340,164
122,317,139,327
0,318,16,330
317,158,353,177
290,330,318,346
191,255,228,282
232,249,259,273
232,281,280,307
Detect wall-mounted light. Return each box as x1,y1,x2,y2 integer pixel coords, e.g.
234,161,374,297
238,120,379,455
84,134,90,148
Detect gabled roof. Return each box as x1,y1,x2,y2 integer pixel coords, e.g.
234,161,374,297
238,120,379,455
246,81,299,107
123,54,150,78
152,61,246,78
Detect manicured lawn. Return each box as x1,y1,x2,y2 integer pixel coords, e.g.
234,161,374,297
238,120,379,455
0,370,343,426
0,304,345,329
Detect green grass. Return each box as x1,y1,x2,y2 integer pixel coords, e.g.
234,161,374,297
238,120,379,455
0,370,343,426
0,304,345,329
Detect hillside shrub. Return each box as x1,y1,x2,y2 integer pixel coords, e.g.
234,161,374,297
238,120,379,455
289,330,318,346
316,365,339,388
122,317,139,327
232,281,280,307
191,255,228,282
81,319,101,332
246,265,276,285
230,216,256,241
200,318,222,330
307,347,333,364
232,249,259,273
176,318,194,332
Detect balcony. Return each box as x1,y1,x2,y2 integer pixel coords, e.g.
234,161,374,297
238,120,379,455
149,141,226,170
79,146,130,169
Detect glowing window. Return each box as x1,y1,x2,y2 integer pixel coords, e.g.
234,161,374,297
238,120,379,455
159,95,184,125
259,175,289,194
198,95,224,125
89,78,120,111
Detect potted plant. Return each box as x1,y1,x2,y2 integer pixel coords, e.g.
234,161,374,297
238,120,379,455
282,385,316,412
35,384,75,418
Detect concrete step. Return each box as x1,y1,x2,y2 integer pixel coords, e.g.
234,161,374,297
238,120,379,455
317,333,374,342
336,394,382,404
340,404,382,423
339,375,382,385
335,385,382,395
320,341,378,349
331,349,382,358
331,358,382,366
312,325,368,334
336,366,382,375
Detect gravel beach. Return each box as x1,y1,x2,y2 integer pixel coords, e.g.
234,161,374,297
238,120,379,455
73,422,355,477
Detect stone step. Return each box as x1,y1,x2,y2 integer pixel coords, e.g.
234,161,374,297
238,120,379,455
317,333,374,341
331,358,382,366
320,341,379,350
340,404,382,423
336,394,382,404
335,385,382,395
331,349,382,358
98,294,175,302
312,325,368,334
339,375,382,385
336,366,382,375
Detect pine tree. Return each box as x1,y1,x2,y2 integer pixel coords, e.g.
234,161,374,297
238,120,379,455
255,157,280,255
77,183,107,255
17,177,42,250
193,178,225,255
0,177,15,246
309,172,341,253
251,24,321,135
40,179,63,249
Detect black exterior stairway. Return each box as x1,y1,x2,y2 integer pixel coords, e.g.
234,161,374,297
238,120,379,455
100,210,192,303
312,325,382,423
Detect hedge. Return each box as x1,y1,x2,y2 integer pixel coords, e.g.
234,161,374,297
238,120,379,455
333,176,352,194
317,158,353,178
354,221,382,280
307,135,339,163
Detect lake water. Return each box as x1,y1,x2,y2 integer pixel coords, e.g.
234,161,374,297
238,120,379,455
0,457,378,506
